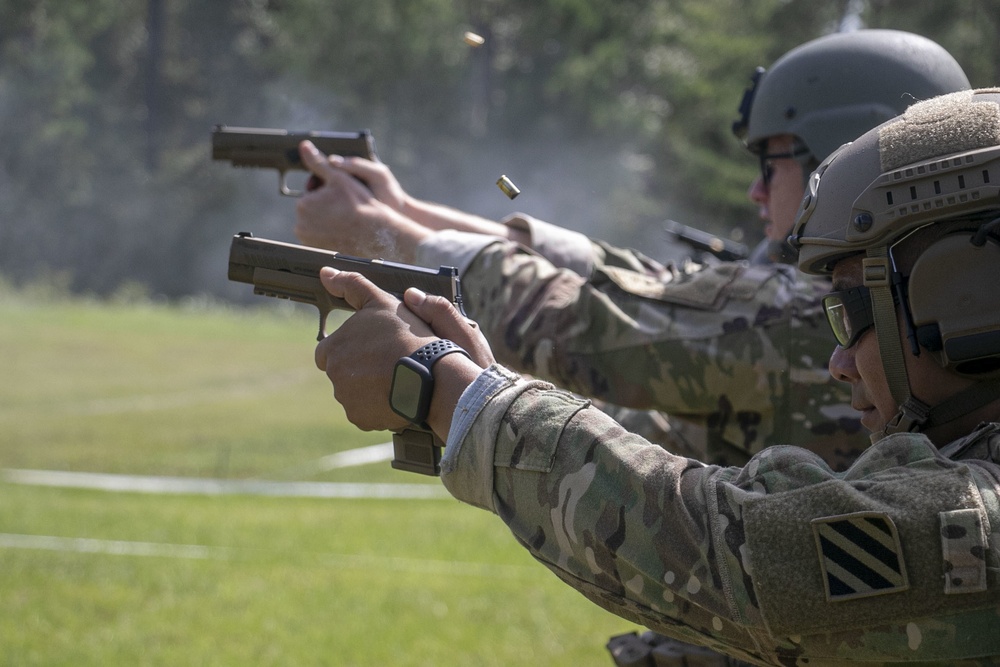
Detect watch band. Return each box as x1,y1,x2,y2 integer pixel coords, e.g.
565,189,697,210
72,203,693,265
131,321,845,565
408,339,471,370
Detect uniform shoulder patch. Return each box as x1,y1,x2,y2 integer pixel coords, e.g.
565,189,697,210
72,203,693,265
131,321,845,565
811,511,909,602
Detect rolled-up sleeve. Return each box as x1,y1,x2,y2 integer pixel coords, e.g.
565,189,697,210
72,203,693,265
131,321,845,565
500,213,595,276
414,229,504,274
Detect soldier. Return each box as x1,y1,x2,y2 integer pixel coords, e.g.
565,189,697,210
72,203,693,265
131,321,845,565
313,87,1000,664
294,30,970,472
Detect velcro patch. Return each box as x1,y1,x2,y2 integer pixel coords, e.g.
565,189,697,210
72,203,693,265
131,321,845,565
811,512,909,602
940,508,988,594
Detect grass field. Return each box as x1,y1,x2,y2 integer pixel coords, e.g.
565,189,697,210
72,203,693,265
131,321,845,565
0,288,634,665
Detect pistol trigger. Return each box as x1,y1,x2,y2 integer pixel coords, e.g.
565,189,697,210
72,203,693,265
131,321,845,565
316,309,329,341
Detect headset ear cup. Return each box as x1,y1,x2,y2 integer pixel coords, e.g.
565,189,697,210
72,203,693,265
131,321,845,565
908,233,1000,375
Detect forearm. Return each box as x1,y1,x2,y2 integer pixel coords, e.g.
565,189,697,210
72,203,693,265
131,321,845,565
400,197,530,246
407,206,645,279
456,243,865,459
425,352,484,442
369,208,434,264
459,244,781,411
440,369,761,658
413,210,662,279
505,213,675,278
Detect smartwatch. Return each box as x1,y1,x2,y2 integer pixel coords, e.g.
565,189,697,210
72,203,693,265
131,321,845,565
389,339,470,427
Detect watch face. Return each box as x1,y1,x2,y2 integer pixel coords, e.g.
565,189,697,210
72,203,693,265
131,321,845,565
390,357,432,424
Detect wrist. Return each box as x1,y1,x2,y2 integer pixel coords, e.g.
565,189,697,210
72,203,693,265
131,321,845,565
398,194,425,224
389,339,472,433
379,209,431,262
425,353,483,439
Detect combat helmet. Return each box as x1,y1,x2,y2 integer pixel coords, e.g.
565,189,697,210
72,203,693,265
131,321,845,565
790,88,1000,438
733,30,971,163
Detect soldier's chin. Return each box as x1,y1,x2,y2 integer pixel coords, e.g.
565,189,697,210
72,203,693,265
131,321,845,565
761,221,778,241
859,409,881,434
763,222,788,243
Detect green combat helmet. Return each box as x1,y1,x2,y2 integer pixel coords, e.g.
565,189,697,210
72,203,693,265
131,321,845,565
732,29,971,265
791,88,1000,439
733,29,971,164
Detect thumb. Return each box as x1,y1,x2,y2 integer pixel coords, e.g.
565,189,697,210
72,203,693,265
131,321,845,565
299,140,342,180
404,288,494,367
320,267,385,312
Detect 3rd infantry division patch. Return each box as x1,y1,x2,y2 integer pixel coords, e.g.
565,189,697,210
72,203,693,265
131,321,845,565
811,512,909,602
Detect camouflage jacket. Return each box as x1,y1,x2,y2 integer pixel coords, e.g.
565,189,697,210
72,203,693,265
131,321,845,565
441,365,1000,666
416,218,866,470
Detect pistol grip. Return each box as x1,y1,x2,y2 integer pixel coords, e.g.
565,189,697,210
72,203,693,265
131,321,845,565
315,303,336,341
390,429,444,476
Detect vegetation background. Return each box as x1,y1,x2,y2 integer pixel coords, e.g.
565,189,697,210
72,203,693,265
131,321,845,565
3,1,1000,664
1,0,999,300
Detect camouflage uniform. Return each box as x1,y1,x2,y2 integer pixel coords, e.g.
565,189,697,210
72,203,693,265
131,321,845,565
440,365,1000,665
416,216,866,470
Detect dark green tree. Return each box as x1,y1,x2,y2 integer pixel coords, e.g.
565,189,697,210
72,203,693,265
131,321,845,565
1,0,997,298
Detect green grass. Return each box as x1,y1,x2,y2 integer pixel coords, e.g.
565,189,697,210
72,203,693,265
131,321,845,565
0,292,632,665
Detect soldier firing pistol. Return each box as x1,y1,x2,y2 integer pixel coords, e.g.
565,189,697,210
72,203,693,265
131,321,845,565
227,232,466,476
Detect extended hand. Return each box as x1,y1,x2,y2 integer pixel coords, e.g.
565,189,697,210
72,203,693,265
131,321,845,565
314,268,490,437
294,141,429,262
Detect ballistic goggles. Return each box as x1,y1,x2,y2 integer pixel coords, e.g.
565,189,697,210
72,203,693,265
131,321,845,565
822,285,875,349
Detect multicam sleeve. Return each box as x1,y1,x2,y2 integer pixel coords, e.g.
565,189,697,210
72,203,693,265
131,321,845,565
456,238,865,467
498,213,597,276
440,366,768,661
442,378,1000,664
500,212,678,276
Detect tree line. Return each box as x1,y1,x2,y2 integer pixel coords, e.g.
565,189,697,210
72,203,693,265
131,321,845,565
1,0,998,299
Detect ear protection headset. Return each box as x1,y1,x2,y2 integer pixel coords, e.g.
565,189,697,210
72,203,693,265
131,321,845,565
907,226,1000,375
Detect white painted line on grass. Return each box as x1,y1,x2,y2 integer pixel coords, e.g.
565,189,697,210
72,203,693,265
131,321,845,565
271,442,396,478
1,468,450,499
0,533,226,560
0,533,541,579
317,442,395,469
2,369,317,418
318,553,541,579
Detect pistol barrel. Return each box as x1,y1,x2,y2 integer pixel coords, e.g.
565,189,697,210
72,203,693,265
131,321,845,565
227,231,465,334
212,126,378,166
212,126,379,195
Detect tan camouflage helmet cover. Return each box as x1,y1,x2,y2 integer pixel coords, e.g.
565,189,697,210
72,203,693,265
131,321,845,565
792,89,1000,278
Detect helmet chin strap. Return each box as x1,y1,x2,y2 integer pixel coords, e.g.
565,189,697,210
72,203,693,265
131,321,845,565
874,379,1000,443
865,245,1000,442
863,248,915,439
